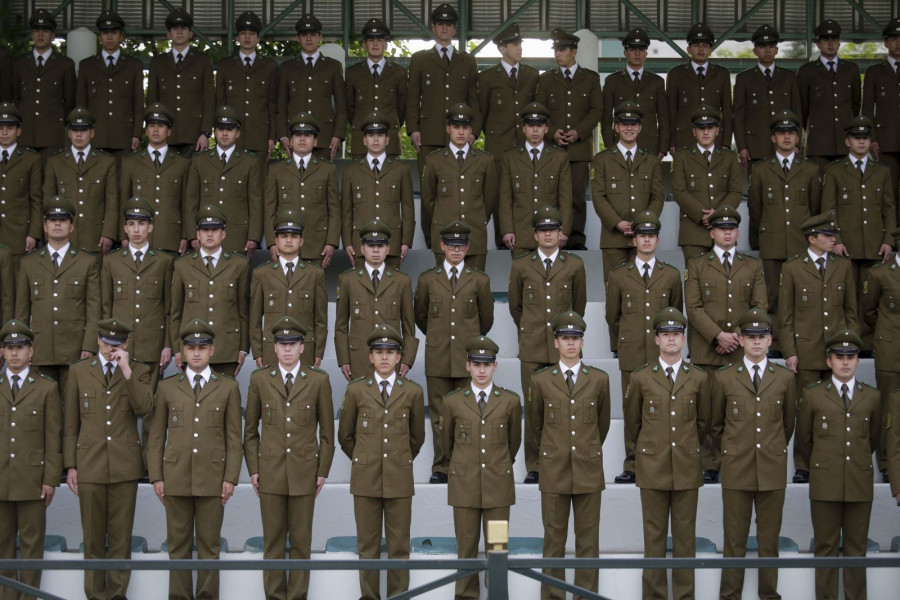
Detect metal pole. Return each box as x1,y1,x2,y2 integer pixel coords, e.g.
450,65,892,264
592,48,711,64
0,0,10,37
576,0,584,30
342,0,352,50
459,0,468,49
806,0,814,59
225,0,234,46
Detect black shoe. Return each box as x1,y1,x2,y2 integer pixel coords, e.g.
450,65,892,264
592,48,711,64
429,472,448,484
792,469,810,484
703,469,720,484
614,470,635,484
882,470,890,484
766,350,784,359
524,471,539,484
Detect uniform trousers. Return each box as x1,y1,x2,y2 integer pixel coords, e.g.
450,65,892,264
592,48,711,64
139,366,162,471
382,256,402,271
600,247,636,285
353,495,412,600
164,495,225,600
640,488,698,600
848,258,876,350
620,370,637,472
209,362,239,379
719,488,786,600
36,365,69,404
762,258,785,351
490,159,503,247
810,499,872,600
0,499,45,600
695,364,724,472
259,492,315,600
78,481,139,600
566,161,588,249
877,151,900,221
453,506,510,600
681,244,711,266
425,376,470,474
794,370,829,472
874,369,900,471
311,148,333,161
540,491,602,600
433,253,485,272
521,360,554,472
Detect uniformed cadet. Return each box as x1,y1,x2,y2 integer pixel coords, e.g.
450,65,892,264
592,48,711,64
0,247,12,325
536,29,603,251
605,210,683,484
118,103,191,254
477,23,539,248
671,104,744,263
63,319,154,600
795,330,880,600
12,9,76,159
335,220,419,381
685,206,766,482
216,12,279,170
0,47,9,102
863,18,900,207
337,325,426,600
76,11,144,163
748,109,823,321
508,206,587,483
276,14,347,161
601,28,670,158
498,102,573,258
43,107,118,255
345,19,408,158
147,8,214,156
185,105,263,255
148,318,243,600
421,103,498,271
666,23,732,153
414,221,494,483
822,115,896,350
797,20,862,172
532,312,610,600
170,205,250,378
341,110,415,270
733,24,802,169
0,103,43,262
0,320,61,600
407,4,481,180
889,389,900,499
15,197,101,394
264,112,340,267
626,307,710,600
779,211,859,483
860,225,900,483
591,101,665,282
250,209,327,370
441,335,521,600
710,308,797,600
244,315,335,600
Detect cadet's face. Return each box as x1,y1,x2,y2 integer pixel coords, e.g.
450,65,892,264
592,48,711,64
554,46,577,68
826,352,859,382
632,232,659,255
815,38,840,58
99,30,124,52
184,343,214,369
500,40,523,63
693,123,719,147
886,36,900,59
440,240,468,265
237,30,259,52
31,28,53,51
214,126,240,149
710,226,738,249
753,43,778,66
615,121,642,143
298,32,321,54
98,339,128,362
687,41,711,63
2,344,33,372
275,341,303,369
67,127,94,150
624,46,648,69
275,232,303,257
771,130,800,153
124,219,153,246
432,22,456,45
44,217,74,242
364,132,388,155
196,227,226,251
534,228,561,250
369,347,401,377
809,232,836,254
146,123,171,146
554,335,584,360
446,123,472,146
290,132,316,156
364,38,387,60
361,242,388,266
167,26,193,48
466,360,497,386
0,124,21,147
740,333,771,361
524,123,549,144
655,331,685,355
845,135,871,158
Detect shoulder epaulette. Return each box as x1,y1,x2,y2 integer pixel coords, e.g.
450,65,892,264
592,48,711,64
73,356,94,365
39,373,57,382
252,365,269,373
513,252,533,262
690,363,705,373
498,386,519,398
309,365,326,374
444,387,464,398
428,147,445,157
349,375,367,384
611,261,630,272
633,362,651,373
217,373,237,381
805,379,824,389
162,372,181,381
79,248,97,255
340,266,356,275
716,363,731,371
175,252,195,261
585,365,606,375
784,254,802,264
534,365,553,375
861,381,877,391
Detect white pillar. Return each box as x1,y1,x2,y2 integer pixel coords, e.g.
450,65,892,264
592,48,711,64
66,27,96,76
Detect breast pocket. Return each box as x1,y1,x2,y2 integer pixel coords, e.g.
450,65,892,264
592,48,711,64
262,402,279,425
622,292,637,314
556,281,571,305
352,184,368,205
456,419,471,444
351,298,369,319
66,279,85,300
207,404,225,427
184,281,201,303
25,408,44,431
582,399,598,424
79,392,96,415
264,290,282,314
768,399,783,421
145,280,163,299
492,418,508,445
357,410,372,435
816,415,834,438
29,282,45,301
397,410,409,433
168,405,184,428
681,398,697,421
857,415,871,439
644,399,660,421
728,399,746,421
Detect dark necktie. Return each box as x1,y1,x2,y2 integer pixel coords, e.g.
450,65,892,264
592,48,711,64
134,250,143,269
895,61,899,76
703,149,711,165
752,365,761,392
441,47,450,67
11,374,19,399
855,159,864,175
625,150,633,169
642,263,651,286
372,157,380,175
827,60,835,76
306,56,314,70
449,266,458,290
372,268,380,292
221,152,227,166
764,67,772,83
77,151,85,169
176,53,183,69
1,149,7,166
107,55,115,72
244,56,252,70
297,158,305,175
841,383,850,411
544,257,552,277
632,71,640,87
723,251,731,275
52,251,60,271
285,373,293,395
205,255,214,274
381,380,390,404
564,68,572,85
457,149,465,169
372,63,380,80
153,150,162,170
782,157,790,176
665,366,675,389
193,374,202,398
37,55,44,73
105,362,114,385
285,261,294,283
531,148,539,169
478,391,486,415
509,66,517,87
816,256,825,277
565,369,575,395
697,65,705,82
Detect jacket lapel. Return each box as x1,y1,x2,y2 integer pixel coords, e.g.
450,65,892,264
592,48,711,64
11,374,37,406
367,379,386,407
54,249,79,278
266,369,289,400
